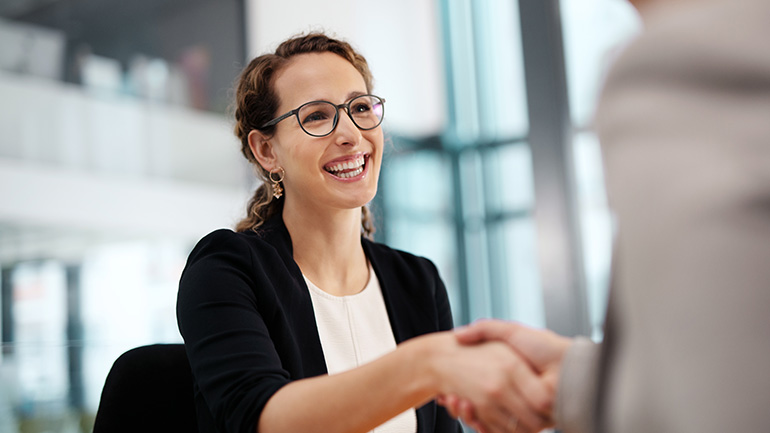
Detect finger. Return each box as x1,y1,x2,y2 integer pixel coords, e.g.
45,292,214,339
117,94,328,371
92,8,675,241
463,388,523,433
460,399,510,433
454,320,517,346
457,399,484,433
464,418,487,433
440,394,462,419
500,393,551,432
510,355,555,417
486,381,549,432
458,398,475,424
487,354,553,431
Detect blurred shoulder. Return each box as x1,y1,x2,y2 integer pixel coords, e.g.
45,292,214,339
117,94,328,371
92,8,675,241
608,0,770,83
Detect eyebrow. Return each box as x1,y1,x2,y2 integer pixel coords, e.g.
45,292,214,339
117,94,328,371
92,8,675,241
345,91,366,101
286,91,368,113
304,91,367,105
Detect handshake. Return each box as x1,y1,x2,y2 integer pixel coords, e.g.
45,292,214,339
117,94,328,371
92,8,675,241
431,320,573,433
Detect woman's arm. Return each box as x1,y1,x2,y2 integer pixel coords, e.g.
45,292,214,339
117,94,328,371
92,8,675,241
180,232,551,433
258,332,549,433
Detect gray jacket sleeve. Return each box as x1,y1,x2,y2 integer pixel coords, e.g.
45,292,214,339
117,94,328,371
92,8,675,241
554,337,601,433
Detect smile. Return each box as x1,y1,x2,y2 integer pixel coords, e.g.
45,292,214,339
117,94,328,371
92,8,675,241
324,154,367,179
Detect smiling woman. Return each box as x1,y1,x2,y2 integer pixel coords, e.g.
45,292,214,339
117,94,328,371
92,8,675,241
175,33,556,433
248,51,384,230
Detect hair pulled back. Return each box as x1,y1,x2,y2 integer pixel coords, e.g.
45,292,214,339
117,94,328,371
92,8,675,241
233,33,376,237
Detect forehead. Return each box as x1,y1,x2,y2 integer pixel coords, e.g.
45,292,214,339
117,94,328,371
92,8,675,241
273,52,368,109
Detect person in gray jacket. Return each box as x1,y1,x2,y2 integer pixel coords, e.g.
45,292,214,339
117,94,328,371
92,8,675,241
445,0,770,431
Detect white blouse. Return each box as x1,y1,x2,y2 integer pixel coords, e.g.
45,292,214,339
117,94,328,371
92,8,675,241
305,264,418,433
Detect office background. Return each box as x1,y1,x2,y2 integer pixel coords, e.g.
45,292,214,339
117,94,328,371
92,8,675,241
0,0,639,431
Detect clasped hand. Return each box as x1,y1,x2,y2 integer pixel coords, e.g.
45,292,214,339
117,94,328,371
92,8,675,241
436,320,572,433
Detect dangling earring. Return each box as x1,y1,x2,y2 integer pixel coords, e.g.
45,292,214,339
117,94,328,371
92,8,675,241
269,167,285,199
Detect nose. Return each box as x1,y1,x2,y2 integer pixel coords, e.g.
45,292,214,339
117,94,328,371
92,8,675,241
333,107,362,146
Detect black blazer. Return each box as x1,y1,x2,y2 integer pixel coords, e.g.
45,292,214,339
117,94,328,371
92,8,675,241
177,215,462,433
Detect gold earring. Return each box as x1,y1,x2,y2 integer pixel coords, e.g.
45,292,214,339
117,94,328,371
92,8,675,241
269,167,285,199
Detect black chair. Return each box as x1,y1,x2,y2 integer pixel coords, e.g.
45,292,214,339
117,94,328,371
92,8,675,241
93,344,199,433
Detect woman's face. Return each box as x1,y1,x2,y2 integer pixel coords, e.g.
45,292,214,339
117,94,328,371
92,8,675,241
265,52,384,215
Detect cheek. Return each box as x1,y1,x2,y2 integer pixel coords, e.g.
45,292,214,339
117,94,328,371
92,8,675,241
368,131,385,156
276,138,317,172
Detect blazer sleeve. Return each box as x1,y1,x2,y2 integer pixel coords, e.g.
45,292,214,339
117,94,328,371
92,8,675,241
177,229,290,433
555,337,601,433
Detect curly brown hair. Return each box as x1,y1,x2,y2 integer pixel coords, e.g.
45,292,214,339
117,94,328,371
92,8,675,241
232,32,376,237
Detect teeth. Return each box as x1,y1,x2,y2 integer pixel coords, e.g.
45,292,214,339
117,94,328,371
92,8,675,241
338,166,364,178
326,156,365,174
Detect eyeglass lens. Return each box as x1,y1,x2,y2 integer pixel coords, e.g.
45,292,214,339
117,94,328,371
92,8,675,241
298,95,384,136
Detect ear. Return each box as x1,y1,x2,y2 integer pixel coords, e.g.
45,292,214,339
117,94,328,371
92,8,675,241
248,130,279,172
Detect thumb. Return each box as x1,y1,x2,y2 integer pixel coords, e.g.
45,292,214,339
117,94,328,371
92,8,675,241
454,319,515,345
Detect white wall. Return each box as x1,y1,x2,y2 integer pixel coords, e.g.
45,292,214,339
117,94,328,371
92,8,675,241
246,0,446,137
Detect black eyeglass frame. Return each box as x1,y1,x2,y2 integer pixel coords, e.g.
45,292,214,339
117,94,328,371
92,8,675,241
259,94,385,137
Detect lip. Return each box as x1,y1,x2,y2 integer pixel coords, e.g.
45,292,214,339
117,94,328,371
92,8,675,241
323,152,370,182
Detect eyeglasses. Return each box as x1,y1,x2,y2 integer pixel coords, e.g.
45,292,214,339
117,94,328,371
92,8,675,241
260,94,385,137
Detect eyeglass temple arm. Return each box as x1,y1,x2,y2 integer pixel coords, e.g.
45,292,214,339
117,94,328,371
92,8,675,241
260,110,297,129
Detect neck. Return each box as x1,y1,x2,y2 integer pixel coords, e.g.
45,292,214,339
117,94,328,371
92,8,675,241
282,198,369,297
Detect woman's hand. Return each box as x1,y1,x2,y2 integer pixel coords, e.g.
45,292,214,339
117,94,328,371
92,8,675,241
412,332,555,433
439,321,573,432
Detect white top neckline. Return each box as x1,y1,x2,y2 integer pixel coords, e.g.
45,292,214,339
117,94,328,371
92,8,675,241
304,266,373,301
304,263,417,433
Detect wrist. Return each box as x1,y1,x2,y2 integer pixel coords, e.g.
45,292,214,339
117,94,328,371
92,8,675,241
400,333,447,397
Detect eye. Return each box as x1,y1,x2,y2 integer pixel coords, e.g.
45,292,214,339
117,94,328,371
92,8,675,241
302,110,330,124
299,102,337,125
352,101,372,113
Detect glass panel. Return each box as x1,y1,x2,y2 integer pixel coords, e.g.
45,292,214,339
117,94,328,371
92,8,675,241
459,151,485,224
441,0,528,143
0,238,190,432
10,261,71,432
463,227,492,320
496,218,545,328
380,149,461,320
573,132,614,339
483,143,534,216
384,217,460,323
442,0,480,141
80,240,187,414
561,0,640,337
381,150,452,216
472,0,528,140
560,0,642,126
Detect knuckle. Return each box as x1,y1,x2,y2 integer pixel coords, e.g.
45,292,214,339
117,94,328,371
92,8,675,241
483,382,505,400
528,390,553,414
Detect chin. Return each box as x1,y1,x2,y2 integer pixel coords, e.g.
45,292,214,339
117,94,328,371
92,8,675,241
341,187,378,210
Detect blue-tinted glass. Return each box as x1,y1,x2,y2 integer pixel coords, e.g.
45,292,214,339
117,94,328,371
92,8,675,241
472,0,528,139
10,262,69,427
573,132,614,339
384,217,460,321
561,0,640,338
80,241,186,412
561,0,641,126
483,143,535,216
442,0,528,144
498,218,545,328
381,150,452,216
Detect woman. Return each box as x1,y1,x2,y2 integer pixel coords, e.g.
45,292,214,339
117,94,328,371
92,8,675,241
177,33,551,433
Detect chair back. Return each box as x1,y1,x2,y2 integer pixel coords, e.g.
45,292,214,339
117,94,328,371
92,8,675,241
93,344,199,433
